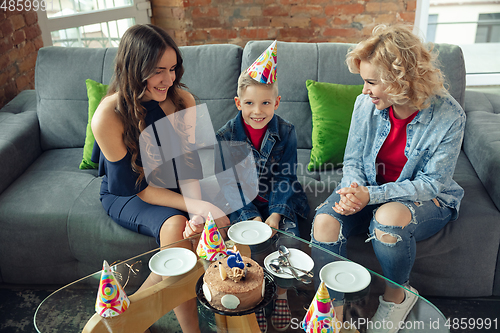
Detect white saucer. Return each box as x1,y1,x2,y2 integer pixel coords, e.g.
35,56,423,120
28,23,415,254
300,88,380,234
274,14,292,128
149,247,197,276
263,248,314,279
227,221,272,245
320,261,371,293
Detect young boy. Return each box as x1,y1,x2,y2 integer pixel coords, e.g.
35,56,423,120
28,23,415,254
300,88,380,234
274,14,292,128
216,41,309,238
215,41,310,332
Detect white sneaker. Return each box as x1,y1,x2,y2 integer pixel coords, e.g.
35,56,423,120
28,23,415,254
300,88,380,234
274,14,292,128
366,286,419,333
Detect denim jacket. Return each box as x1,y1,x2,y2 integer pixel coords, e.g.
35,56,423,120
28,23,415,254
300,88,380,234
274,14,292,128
342,93,466,220
215,111,310,222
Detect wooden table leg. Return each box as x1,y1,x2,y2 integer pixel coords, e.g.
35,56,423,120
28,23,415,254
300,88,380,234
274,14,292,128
225,313,260,333
213,313,260,333
82,262,204,333
214,314,228,333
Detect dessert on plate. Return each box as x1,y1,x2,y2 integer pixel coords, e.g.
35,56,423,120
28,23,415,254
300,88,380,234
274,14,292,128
196,212,265,312
202,249,265,312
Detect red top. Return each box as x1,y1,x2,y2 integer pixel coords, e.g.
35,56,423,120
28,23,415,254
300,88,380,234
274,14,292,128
242,119,269,202
376,106,418,184
242,119,268,151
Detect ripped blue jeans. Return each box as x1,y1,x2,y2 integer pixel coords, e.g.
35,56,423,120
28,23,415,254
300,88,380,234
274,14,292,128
310,190,453,305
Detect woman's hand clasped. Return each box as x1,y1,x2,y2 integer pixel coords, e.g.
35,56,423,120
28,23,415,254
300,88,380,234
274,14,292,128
182,215,205,239
333,182,370,216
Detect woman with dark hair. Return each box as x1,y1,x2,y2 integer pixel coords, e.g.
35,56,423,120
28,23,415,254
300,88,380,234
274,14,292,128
91,24,229,332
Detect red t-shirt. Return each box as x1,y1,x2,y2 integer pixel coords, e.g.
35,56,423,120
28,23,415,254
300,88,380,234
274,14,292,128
376,106,418,184
242,119,269,202
242,119,268,151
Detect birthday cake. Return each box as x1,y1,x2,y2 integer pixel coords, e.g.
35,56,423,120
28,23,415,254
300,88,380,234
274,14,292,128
202,254,264,312
196,213,265,312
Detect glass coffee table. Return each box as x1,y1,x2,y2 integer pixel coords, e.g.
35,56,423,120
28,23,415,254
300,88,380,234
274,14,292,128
34,227,449,333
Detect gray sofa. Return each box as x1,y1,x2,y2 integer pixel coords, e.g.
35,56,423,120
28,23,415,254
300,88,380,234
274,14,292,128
1,41,499,298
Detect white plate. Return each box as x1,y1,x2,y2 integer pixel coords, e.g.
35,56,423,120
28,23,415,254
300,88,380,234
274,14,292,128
227,221,272,245
320,261,371,293
149,247,197,276
263,248,314,279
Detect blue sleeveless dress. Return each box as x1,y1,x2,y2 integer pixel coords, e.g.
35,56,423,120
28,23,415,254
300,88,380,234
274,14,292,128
91,99,203,245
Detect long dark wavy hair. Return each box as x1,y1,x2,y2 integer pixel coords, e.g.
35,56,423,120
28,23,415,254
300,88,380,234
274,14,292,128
108,24,187,185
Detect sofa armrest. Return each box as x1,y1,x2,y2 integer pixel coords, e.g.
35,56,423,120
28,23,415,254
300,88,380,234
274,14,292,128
462,89,500,211
0,90,37,114
0,90,42,195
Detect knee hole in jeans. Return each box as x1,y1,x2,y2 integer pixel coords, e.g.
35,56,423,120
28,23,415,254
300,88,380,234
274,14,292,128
375,202,412,228
313,214,341,243
375,229,399,244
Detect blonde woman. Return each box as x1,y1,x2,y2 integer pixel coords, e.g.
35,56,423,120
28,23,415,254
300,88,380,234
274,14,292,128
311,25,465,333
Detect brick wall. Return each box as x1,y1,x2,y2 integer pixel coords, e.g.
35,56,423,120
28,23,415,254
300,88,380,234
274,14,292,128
0,2,416,109
152,0,417,47
0,10,43,109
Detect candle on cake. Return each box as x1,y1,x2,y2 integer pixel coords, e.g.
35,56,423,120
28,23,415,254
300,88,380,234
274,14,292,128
225,245,246,282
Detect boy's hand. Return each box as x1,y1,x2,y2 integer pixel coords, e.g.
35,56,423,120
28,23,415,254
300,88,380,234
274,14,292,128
265,213,281,237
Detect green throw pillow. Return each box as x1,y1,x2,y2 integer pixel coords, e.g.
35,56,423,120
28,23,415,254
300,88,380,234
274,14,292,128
306,80,363,171
79,79,108,169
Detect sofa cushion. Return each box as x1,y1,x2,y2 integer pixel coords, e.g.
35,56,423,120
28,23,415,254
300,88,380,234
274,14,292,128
0,150,96,283
412,151,500,296
433,44,466,108
36,47,109,151
463,90,500,211
0,110,41,194
180,44,243,134
0,90,37,114
306,80,363,171
0,148,156,283
297,148,319,180
80,79,108,170
67,176,157,277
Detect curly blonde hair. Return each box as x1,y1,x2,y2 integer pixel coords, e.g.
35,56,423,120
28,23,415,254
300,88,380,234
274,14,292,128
346,24,446,110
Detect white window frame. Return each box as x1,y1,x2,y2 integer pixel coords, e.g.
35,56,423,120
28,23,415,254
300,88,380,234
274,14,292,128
37,0,151,47
414,0,500,86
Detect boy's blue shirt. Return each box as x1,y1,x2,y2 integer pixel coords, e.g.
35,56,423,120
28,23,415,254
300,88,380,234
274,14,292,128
215,110,310,222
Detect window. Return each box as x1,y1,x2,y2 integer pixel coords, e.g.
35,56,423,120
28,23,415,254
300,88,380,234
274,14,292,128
427,14,438,43
415,0,500,86
476,13,500,43
50,19,134,47
37,0,151,48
